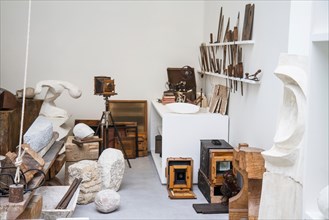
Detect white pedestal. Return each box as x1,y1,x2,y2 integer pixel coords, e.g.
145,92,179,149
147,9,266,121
149,100,229,184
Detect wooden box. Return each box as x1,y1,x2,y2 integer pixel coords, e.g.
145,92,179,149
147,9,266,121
198,169,223,204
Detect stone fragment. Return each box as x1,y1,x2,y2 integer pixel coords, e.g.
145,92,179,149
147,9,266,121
94,189,120,213
68,160,102,204
98,148,125,191
65,136,99,162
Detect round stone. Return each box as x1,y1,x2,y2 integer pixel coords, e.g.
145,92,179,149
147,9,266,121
94,189,120,213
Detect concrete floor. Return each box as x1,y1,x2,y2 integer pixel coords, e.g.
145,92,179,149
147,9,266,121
69,154,229,219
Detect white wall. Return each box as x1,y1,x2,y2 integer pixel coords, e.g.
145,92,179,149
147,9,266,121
202,1,291,149
304,1,329,218
0,0,204,123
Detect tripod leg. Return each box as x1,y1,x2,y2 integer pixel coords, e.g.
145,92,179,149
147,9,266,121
109,112,132,168
95,112,105,156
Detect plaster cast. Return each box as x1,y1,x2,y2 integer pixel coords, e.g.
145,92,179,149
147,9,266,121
34,80,82,140
259,54,307,219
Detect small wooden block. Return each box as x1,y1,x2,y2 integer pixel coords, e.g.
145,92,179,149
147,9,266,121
17,195,43,219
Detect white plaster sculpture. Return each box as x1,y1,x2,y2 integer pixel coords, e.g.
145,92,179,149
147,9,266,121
95,189,120,213
34,80,82,140
259,54,307,219
98,148,125,191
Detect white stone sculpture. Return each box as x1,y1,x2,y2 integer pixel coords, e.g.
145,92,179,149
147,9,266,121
98,148,125,191
73,123,95,140
94,189,120,213
68,160,102,205
34,80,82,140
259,54,307,219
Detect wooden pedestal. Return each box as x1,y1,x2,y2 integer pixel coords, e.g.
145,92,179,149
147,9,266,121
229,146,265,220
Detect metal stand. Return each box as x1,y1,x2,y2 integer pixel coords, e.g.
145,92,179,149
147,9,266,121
96,96,132,168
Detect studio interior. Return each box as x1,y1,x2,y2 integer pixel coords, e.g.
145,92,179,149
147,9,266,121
0,1,328,220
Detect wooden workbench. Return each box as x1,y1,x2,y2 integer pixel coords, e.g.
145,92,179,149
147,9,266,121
0,141,64,219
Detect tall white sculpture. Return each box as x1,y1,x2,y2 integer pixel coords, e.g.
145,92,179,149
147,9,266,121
34,80,82,140
259,54,307,219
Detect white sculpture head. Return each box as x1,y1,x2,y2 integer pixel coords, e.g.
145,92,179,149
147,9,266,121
73,123,95,140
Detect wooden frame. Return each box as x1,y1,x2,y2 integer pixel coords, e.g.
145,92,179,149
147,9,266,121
209,149,234,185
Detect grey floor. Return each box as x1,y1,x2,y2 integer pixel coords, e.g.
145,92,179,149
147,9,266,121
69,154,229,219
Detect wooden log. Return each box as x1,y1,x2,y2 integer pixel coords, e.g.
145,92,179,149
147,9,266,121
17,195,43,219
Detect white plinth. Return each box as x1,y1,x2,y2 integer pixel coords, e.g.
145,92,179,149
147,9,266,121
149,100,229,184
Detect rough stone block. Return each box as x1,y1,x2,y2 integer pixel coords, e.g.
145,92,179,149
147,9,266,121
98,148,125,191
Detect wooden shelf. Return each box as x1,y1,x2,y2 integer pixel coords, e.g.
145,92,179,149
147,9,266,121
198,70,260,84
204,40,254,46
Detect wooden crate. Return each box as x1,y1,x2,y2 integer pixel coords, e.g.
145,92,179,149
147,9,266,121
114,136,136,159
138,132,148,157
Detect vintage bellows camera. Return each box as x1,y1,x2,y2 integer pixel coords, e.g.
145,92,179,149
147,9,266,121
94,76,117,96
166,157,196,199
198,139,234,203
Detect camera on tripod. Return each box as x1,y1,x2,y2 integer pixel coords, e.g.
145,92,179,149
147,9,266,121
94,76,117,97
93,76,131,168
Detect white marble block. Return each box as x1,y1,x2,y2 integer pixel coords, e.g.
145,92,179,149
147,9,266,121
68,160,102,205
94,189,120,213
23,116,53,152
98,148,125,191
